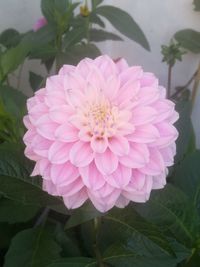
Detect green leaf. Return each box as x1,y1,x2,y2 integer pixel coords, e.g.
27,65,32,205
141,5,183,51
96,5,150,50
41,0,69,21
65,202,101,229
4,227,61,267
134,184,200,247
102,206,175,257
58,43,101,66
89,29,122,42
89,13,105,28
0,85,27,118
63,27,86,49
103,241,189,267
91,0,103,10
29,72,44,92
174,100,194,163
0,39,30,79
0,143,67,212
47,257,95,267
0,29,21,48
172,150,200,213
193,0,200,11
175,29,200,53
0,198,39,223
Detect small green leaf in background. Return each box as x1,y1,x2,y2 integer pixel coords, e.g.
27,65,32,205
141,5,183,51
91,0,103,10
174,29,200,53
172,150,200,213
0,198,39,223
193,0,200,11
89,29,123,42
58,43,101,66
63,27,87,49
89,13,105,28
29,71,44,92
65,202,101,229
4,227,61,267
0,29,21,48
95,5,150,50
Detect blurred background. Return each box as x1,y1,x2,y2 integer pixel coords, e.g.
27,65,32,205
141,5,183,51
0,0,199,146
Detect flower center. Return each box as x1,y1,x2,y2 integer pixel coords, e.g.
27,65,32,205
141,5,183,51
83,98,118,138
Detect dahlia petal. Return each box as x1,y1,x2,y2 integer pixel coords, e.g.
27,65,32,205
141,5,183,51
36,114,58,140
29,103,48,123
115,195,130,208
108,136,130,156
65,88,84,108
140,72,158,87
43,180,59,196
91,136,108,153
94,55,117,78
115,58,129,73
46,75,64,91
119,66,143,85
132,106,157,125
105,164,131,188
59,65,76,75
86,67,104,90
51,162,79,186
48,141,72,164
140,148,165,175
76,58,94,77
23,115,31,129
45,90,67,107
152,170,167,189
70,141,94,167
127,124,160,143
32,134,52,157
55,123,79,142
49,105,74,124
57,178,84,196
95,149,118,175
104,75,120,100
136,86,159,105
117,80,140,105
63,188,88,209
79,162,105,190
119,143,149,168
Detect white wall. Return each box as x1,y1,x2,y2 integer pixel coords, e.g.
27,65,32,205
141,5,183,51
0,0,199,146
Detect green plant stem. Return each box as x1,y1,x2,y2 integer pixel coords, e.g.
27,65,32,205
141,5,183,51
34,207,50,228
191,61,200,111
93,217,104,267
17,62,24,89
167,64,172,98
55,30,63,74
170,69,198,99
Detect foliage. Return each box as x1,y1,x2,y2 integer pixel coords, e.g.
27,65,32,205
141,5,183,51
0,0,199,267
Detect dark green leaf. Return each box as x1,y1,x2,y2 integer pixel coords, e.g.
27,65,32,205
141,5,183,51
103,242,189,267
96,5,150,50
41,0,69,21
47,257,95,267
172,150,200,212
4,227,61,267
89,29,122,42
0,39,30,79
174,100,194,163
102,206,175,257
54,223,82,257
134,184,200,247
91,0,103,10
65,202,101,229
0,143,67,211
63,27,86,49
29,72,44,92
58,43,101,66
0,29,21,48
193,0,200,11
0,85,27,118
89,13,105,28
175,29,200,53
0,198,39,223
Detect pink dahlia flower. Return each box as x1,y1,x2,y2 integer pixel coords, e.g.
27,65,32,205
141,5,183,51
33,17,47,32
23,55,179,212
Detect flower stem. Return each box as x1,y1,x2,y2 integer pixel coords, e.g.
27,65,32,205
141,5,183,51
191,61,200,111
93,217,104,267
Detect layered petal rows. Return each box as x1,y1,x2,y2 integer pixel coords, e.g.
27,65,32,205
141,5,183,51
23,55,179,212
